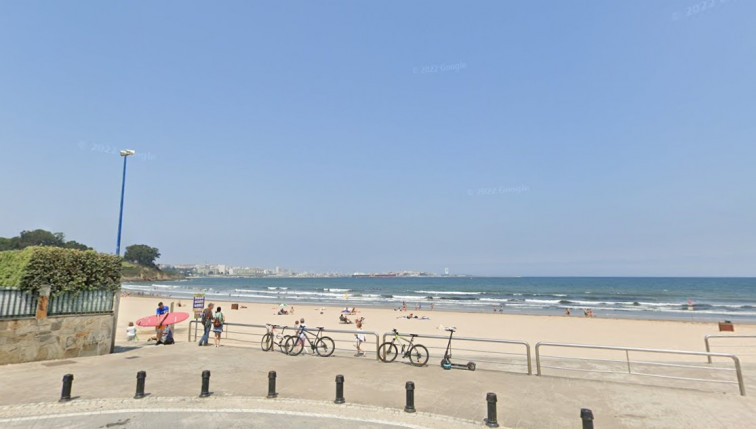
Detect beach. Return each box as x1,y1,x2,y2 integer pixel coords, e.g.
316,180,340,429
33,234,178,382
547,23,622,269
118,295,756,363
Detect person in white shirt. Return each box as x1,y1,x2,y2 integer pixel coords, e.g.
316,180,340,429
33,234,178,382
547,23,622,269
126,322,137,342
354,319,366,357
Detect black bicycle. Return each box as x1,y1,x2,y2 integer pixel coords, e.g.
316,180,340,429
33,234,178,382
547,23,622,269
378,329,429,366
261,324,292,353
284,326,336,357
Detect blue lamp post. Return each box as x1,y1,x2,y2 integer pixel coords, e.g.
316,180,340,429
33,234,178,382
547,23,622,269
116,149,136,256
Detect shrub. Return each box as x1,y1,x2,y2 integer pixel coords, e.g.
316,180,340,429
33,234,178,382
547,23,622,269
0,247,35,288
0,247,121,295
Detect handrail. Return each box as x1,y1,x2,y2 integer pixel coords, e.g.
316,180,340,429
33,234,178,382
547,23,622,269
188,320,381,359
704,335,756,364
535,341,746,396
381,331,532,374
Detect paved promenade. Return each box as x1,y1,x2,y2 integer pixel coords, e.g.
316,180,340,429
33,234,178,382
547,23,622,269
1,342,755,428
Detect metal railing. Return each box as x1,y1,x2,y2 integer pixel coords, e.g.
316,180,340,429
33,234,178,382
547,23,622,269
48,290,115,315
380,331,532,374
705,335,756,364
0,289,38,319
188,320,381,358
535,341,746,396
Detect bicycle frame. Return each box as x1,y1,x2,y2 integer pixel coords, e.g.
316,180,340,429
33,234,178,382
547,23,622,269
389,331,417,357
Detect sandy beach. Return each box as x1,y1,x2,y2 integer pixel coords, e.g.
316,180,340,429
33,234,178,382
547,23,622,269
118,295,756,364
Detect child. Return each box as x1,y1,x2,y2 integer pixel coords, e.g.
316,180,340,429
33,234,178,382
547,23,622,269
354,320,366,357
126,322,137,342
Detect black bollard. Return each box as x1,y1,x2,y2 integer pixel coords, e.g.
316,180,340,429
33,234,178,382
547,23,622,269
199,370,211,397
334,374,345,404
267,371,278,398
60,374,74,402
581,408,594,429
134,371,146,399
484,392,499,428
404,381,416,413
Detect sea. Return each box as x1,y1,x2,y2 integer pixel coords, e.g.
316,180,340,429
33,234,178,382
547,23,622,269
122,277,756,323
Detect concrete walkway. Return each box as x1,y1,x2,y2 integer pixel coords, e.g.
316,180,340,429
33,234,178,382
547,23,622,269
1,342,755,428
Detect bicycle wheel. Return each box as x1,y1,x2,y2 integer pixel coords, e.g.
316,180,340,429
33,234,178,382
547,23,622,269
408,344,429,366
284,335,304,356
261,333,273,351
378,342,398,362
315,336,336,357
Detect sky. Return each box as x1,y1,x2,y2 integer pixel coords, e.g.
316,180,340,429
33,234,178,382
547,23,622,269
1,1,755,276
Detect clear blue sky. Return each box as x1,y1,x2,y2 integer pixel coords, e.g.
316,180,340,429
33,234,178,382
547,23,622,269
1,1,754,276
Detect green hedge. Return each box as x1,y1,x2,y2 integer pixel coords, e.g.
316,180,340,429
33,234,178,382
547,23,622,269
0,247,34,287
0,247,121,295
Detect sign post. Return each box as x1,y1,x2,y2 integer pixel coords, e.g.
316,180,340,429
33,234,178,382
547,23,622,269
193,294,206,319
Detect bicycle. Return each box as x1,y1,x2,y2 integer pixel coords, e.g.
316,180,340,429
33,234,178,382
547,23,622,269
261,324,292,353
378,329,429,366
284,326,336,357
440,326,476,371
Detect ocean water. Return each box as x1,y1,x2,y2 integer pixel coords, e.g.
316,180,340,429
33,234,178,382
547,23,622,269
122,277,756,322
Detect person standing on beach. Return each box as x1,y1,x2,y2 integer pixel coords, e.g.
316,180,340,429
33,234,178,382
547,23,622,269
212,306,225,348
297,318,308,353
354,319,366,357
198,302,214,346
155,302,169,343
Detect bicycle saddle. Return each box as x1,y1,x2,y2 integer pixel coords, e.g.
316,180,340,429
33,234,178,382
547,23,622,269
445,327,456,332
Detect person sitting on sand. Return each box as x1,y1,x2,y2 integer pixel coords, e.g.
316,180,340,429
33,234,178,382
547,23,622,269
156,325,174,345
339,314,352,324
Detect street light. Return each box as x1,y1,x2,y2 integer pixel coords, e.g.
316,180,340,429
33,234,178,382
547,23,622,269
115,149,136,256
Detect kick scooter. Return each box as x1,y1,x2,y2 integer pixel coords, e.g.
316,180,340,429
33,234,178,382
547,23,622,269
440,326,476,371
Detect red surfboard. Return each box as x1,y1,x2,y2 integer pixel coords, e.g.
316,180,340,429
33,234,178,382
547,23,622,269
136,312,190,327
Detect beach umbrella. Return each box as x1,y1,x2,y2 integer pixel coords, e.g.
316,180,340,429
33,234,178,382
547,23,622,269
136,312,190,327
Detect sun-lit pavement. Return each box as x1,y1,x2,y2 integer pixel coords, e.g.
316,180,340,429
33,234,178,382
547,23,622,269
1,342,755,428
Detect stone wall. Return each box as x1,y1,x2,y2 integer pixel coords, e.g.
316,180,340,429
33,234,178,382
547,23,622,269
0,314,114,364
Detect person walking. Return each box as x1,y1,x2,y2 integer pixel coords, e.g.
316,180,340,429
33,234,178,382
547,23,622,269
198,302,214,346
212,306,225,348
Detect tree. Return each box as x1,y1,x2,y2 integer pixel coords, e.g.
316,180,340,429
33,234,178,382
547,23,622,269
0,229,93,251
0,237,12,251
63,240,90,251
124,244,161,268
16,230,66,248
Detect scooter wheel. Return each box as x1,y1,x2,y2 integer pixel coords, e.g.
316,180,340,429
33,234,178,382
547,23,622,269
441,359,452,370
467,362,476,371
